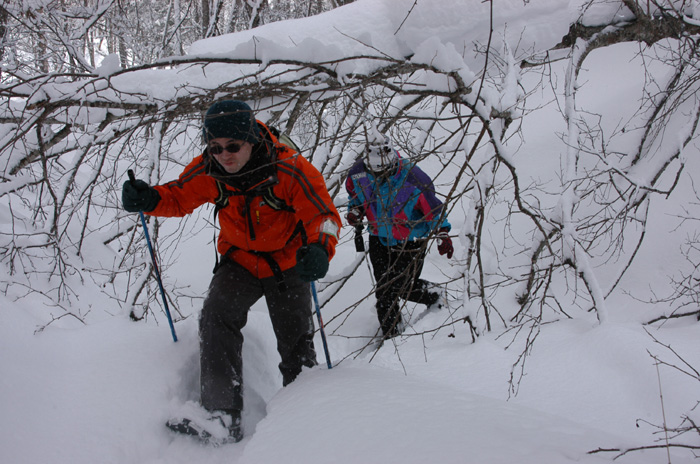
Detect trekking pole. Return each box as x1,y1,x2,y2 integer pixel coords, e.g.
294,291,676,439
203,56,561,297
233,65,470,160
128,169,178,343
310,281,332,369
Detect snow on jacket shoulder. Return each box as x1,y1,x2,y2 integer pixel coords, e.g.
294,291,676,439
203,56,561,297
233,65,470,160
148,124,341,279
345,156,450,246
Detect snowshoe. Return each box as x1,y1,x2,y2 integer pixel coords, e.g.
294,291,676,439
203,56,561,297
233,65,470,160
166,410,243,445
426,290,445,311
410,290,449,326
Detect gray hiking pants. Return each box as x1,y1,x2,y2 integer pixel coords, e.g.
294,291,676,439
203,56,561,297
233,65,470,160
199,258,317,412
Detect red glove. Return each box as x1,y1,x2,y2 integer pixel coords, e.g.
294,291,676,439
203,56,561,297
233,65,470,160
436,228,453,259
346,207,364,227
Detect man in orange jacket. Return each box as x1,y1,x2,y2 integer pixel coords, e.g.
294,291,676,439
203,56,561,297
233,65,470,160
122,100,341,443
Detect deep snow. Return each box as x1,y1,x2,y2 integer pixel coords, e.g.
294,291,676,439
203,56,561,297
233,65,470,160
2,296,697,464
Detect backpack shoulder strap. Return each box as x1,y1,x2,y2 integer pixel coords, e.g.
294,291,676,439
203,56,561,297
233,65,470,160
262,187,294,212
214,179,229,214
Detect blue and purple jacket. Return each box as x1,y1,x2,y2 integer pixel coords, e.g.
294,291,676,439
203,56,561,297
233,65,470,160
345,155,450,246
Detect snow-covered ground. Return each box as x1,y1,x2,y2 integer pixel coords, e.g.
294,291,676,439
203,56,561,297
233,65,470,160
2,293,697,464
2,1,699,463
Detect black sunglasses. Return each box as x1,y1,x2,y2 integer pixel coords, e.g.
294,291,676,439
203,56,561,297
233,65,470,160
209,143,244,155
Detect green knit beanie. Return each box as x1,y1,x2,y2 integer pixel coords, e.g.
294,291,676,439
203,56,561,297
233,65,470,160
203,100,260,144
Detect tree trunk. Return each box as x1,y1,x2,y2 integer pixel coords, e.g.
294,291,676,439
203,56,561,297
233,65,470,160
0,5,7,79
201,0,210,38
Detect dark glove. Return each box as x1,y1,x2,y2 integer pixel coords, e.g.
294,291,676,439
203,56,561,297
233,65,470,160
436,228,454,259
295,243,329,282
345,207,364,227
122,178,161,213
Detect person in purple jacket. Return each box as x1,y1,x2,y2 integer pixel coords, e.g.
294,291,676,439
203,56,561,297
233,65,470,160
345,134,454,338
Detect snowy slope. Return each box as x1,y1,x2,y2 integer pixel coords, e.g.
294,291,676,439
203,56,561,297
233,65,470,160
2,300,696,464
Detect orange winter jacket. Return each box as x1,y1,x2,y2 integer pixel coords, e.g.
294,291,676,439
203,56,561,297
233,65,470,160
148,123,341,280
